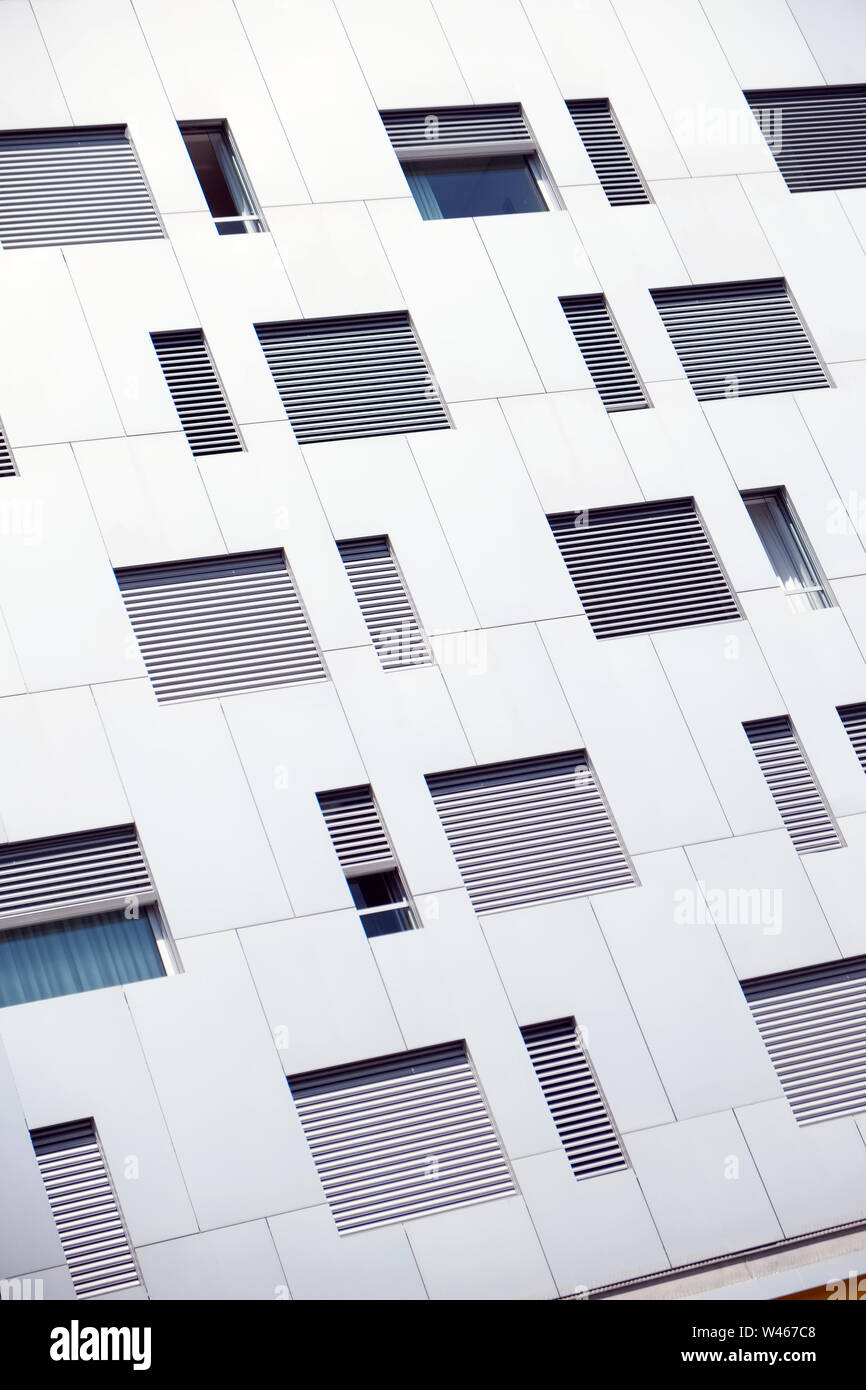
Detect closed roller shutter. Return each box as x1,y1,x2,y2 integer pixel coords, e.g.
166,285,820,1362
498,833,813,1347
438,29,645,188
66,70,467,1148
838,703,866,774
745,84,866,193
521,1018,628,1180
0,421,15,478
317,785,394,874
743,956,866,1125
337,536,430,670
289,1042,514,1233
426,751,634,914
566,99,650,205
560,294,649,412
116,550,325,703
31,1120,140,1298
651,278,829,402
381,103,530,153
256,312,449,444
548,498,741,639
744,717,842,854
0,125,162,249
0,825,152,924
150,330,242,457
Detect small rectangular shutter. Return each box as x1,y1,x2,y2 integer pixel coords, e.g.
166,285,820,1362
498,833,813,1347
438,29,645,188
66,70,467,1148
116,549,325,702
521,1018,628,1180
0,420,15,478
256,311,448,445
549,498,740,639
838,703,866,774
337,536,430,670
426,751,634,914
31,1119,140,1298
745,84,866,193
0,126,162,249
566,99,650,205
380,103,530,154
560,294,649,412
744,717,842,854
150,329,242,457
317,785,394,875
742,956,866,1124
0,825,152,923
289,1042,514,1233
651,278,829,402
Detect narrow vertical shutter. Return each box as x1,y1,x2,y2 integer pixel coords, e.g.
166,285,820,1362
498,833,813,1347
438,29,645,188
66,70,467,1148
317,785,395,874
337,536,430,670
289,1042,514,1232
0,126,162,249
0,421,16,478
380,104,530,153
426,751,634,914
838,703,866,774
566,99,650,205
742,956,866,1124
116,550,325,702
745,85,866,193
256,312,449,444
548,499,740,639
0,825,152,924
31,1120,140,1297
651,278,829,401
150,330,242,457
744,717,842,853
521,1018,628,1180
560,294,649,411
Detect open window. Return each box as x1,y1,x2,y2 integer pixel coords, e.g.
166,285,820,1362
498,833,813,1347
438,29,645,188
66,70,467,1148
179,120,264,234
742,488,831,612
317,785,418,938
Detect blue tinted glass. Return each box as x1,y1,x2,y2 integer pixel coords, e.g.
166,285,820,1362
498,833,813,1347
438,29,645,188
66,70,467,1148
405,156,547,220
361,905,416,938
0,910,165,1008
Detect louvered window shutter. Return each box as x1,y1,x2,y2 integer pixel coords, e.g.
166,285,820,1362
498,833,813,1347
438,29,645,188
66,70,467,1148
521,1018,628,1180
426,751,634,914
0,126,162,249
560,294,649,412
337,536,430,670
838,703,866,774
150,330,242,457
381,103,531,153
317,785,394,875
745,85,866,193
0,824,152,925
0,420,16,478
549,498,740,639
566,99,650,205
744,717,842,853
743,956,866,1124
289,1042,514,1232
256,312,449,444
116,550,325,702
652,278,829,401
31,1120,140,1298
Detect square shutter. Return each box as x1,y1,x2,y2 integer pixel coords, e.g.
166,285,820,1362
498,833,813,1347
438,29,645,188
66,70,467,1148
31,1119,140,1298
566,99,650,205
0,824,152,926
651,278,830,402
548,498,741,639
150,329,242,457
116,549,325,703
521,1018,628,1180
381,103,531,153
0,419,15,478
426,751,634,914
745,85,866,193
744,717,842,854
838,703,866,773
742,956,866,1125
337,536,431,670
317,785,394,875
0,125,162,249
288,1042,514,1233
560,294,650,412
256,311,449,444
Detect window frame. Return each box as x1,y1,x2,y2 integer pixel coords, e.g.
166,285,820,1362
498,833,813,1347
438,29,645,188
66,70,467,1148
742,486,833,612
179,119,265,235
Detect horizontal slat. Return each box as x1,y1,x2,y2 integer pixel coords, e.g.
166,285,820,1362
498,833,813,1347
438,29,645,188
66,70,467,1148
317,785,392,872
744,717,841,854
151,330,242,457
522,1017,628,1179
0,824,151,921
381,103,529,151
745,85,866,192
838,702,866,775
0,421,16,478
337,535,431,670
566,99,649,205
560,294,649,412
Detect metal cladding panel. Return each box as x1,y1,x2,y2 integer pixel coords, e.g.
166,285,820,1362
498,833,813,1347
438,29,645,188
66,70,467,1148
255,312,449,444
426,751,635,915
150,330,242,458
380,103,530,151
566,99,650,205
0,825,152,922
289,1042,514,1233
0,125,162,248
744,717,842,854
838,703,866,774
560,294,650,412
745,84,866,193
651,278,830,402
317,785,394,874
548,499,741,639
337,536,430,671
743,957,866,1125
116,550,326,703
521,1018,628,1180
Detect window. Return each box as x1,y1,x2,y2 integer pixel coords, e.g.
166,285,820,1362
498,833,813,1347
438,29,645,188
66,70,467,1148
0,125,162,249
838,703,866,773
426,751,635,914
317,785,417,937
0,416,16,478
179,120,263,234
380,103,557,220
745,84,866,193
288,1042,514,1232
560,294,650,412
337,536,431,671
151,329,242,457
744,717,843,854
743,488,831,612
521,1018,628,1180
548,499,741,639
566,98,650,206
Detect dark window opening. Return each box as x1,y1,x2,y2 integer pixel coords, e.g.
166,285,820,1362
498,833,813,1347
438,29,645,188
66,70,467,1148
403,155,549,219
347,869,417,938
180,122,263,234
